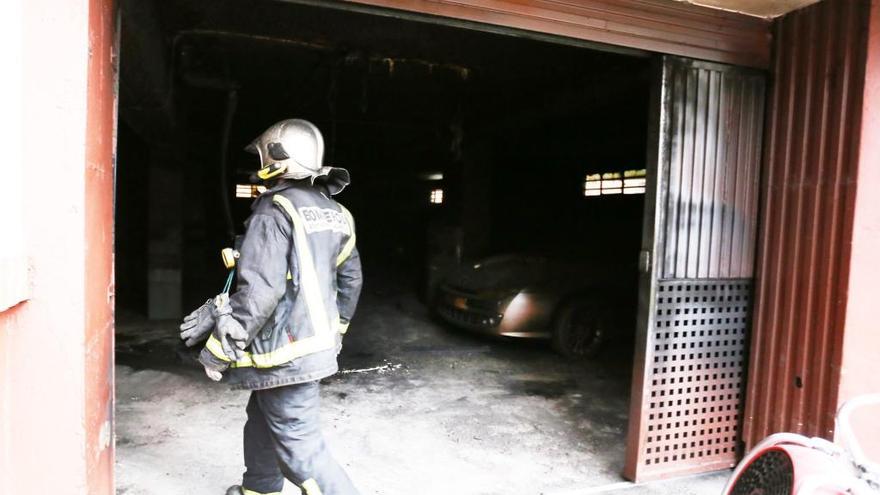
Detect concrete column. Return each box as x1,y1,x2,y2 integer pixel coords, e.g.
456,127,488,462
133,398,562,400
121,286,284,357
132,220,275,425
836,0,880,462
147,151,184,319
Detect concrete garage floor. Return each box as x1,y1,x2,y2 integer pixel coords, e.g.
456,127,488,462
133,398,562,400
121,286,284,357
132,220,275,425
115,282,727,495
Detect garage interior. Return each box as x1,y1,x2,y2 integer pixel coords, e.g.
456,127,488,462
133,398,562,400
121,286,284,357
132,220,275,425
110,0,722,493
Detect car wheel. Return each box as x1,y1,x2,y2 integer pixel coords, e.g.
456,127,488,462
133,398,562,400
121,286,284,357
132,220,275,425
552,300,606,359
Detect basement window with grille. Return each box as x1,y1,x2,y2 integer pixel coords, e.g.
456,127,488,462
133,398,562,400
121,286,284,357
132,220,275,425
584,169,646,196
429,188,444,205
236,184,267,199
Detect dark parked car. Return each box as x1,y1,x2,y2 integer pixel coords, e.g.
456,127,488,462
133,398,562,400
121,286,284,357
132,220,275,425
434,253,638,358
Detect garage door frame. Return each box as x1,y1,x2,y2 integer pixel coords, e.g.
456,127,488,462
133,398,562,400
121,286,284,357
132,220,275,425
280,0,772,68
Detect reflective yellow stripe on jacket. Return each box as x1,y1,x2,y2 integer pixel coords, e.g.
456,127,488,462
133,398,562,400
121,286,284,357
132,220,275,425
337,205,356,266
207,195,344,369
273,195,332,339
242,488,282,495
301,478,324,495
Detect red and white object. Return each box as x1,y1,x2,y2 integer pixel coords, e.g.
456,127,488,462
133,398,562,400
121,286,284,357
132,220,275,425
724,395,880,495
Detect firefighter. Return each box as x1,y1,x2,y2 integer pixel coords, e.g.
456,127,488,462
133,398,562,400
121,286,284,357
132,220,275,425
179,119,363,495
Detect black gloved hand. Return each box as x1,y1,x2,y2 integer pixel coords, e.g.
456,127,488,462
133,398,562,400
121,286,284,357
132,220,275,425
199,347,228,381
197,294,249,382
179,299,216,347
211,293,248,362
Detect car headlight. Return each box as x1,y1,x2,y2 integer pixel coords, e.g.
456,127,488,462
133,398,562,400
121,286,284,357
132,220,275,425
503,292,536,327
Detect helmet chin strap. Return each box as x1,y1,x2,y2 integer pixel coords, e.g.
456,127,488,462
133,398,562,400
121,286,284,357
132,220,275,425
257,162,287,180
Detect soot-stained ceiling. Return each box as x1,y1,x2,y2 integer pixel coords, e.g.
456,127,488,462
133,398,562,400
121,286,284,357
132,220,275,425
120,0,650,178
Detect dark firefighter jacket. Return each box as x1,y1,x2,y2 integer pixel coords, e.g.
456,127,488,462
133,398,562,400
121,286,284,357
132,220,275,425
203,180,363,390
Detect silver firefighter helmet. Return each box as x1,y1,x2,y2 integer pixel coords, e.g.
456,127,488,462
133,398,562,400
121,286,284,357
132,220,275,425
245,119,350,195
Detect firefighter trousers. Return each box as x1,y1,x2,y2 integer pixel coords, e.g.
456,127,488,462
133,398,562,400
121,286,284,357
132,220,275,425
242,380,359,495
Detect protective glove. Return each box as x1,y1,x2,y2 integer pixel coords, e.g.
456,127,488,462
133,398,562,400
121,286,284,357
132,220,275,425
211,293,248,361
198,293,249,381
179,299,216,347
204,365,223,382
198,347,228,382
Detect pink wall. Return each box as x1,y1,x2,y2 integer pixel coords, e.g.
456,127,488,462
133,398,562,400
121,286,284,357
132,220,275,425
0,0,116,492
837,0,880,463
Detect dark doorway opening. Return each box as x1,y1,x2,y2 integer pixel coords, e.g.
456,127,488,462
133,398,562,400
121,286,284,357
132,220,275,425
114,0,662,492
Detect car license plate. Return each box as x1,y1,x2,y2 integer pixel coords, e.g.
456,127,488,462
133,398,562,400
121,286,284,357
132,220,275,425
452,297,468,310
